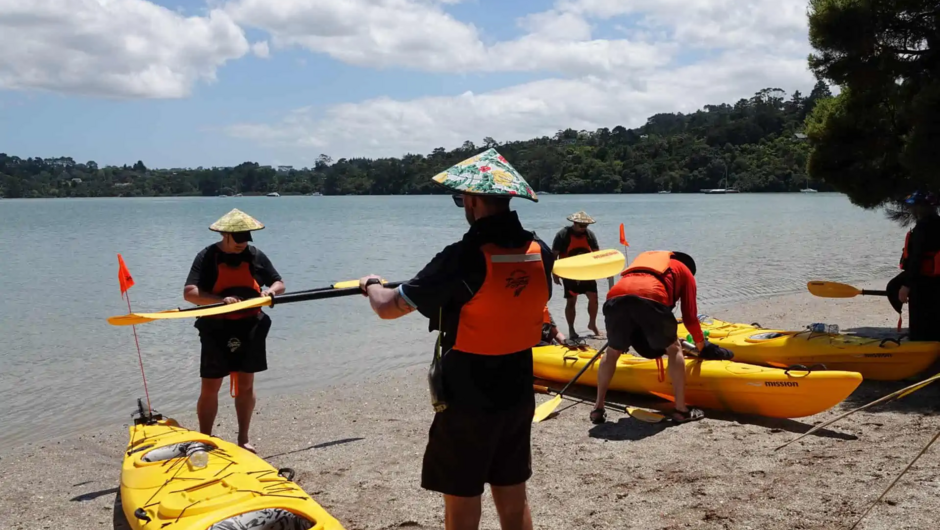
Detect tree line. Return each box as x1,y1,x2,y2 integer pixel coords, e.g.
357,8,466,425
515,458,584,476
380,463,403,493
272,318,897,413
1,83,837,199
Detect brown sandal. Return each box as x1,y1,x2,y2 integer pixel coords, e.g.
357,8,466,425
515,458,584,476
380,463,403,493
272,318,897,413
590,408,607,424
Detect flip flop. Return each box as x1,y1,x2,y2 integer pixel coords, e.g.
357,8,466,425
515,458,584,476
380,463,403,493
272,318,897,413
670,408,704,423
590,408,607,424
239,442,257,454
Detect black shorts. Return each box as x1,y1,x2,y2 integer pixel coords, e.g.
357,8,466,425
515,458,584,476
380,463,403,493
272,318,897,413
421,396,535,497
562,278,598,299
195,312,272,379
603,295,677,359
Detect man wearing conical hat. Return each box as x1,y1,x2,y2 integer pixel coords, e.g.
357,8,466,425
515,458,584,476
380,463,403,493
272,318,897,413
551,211,601,338
357,149,553,530
183,208,285,453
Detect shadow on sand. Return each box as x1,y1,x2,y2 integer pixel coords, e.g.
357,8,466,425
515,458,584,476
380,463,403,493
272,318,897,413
537,379,861,443
262,437,365,460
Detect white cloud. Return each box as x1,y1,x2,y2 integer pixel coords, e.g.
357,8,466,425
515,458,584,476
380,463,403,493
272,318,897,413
225,0,487,72
0,0,249,98
226,49,815,164
223,1,818,162
252,40,270,58
223,0,672,77
557,0,810,51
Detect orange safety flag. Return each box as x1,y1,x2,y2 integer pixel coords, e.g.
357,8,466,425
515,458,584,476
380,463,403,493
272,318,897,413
619,223,629,247
118,253,135,298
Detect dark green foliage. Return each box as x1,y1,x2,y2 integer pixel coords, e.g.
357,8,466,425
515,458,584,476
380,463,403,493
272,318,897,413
805,0,940,210
0,87,831,198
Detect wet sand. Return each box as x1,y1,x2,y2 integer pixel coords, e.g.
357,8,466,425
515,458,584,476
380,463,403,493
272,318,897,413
1,277,938,530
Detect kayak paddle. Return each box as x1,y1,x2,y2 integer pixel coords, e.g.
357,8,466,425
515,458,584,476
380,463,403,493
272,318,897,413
532,384,666,423
806,281,888,298
774,370,940,451
552,249,625,281
107,280,404,326
107,250,624,326
533,341,609,423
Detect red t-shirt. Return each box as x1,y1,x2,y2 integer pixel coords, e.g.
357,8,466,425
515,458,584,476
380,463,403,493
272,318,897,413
607,258,704,344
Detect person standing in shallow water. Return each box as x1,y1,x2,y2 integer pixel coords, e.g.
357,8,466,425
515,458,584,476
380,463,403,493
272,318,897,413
183,208,285,453
552,211,601,338
897,191,940,342
357,149,553,530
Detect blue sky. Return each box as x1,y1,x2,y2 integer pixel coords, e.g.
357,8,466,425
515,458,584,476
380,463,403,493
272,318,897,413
0,0,816,169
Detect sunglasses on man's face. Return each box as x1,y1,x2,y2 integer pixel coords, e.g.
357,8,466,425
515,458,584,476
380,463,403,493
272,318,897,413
452,195,464,207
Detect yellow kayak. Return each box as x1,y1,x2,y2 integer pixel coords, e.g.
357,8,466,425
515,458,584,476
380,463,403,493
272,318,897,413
532,344,862,418
120,401,346,530
678,315,940,381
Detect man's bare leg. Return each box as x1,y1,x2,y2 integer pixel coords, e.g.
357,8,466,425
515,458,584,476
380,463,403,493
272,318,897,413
592,347,622,419
565,296,578,337
197,377,223,435
491,483,533,530
586,292,600,336
443,494,482,530
665,341,688,416
234,372,256,452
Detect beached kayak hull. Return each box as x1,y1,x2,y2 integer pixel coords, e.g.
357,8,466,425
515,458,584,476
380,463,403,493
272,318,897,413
532,345,862,418
120,412,345,530
677,315,940,381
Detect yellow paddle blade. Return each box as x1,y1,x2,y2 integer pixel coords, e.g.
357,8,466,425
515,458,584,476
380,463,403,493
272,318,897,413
626,406,666,423
532,395,562,423
553,249,625,281
806,280,862,298
107,296,273,326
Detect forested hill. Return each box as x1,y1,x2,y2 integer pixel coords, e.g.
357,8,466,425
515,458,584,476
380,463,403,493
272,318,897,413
0,83,835,199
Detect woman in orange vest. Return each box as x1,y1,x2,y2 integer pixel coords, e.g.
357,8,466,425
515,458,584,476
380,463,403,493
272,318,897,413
591,250,732,425
897,191,940,341
183,208,285,453
551,211,601,338
357,150,552,530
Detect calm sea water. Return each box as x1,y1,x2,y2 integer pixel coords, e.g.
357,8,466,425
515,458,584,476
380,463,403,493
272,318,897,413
0,193,905,451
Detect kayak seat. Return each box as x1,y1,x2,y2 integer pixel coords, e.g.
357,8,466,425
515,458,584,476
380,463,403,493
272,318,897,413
208,507,314,530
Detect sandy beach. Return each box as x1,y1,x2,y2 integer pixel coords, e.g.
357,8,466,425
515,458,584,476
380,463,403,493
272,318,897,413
2,277,938,530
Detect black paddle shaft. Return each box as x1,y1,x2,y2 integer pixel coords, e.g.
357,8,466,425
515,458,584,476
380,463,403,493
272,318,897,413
175,281,404,312
861,289,888,296
556,341,609,397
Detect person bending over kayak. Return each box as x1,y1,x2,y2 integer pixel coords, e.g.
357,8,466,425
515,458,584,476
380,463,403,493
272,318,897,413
897,191,940,341
358,149,552,530
538,306,567,346
551,212,601,338
591,250,732,425
183,209,285,453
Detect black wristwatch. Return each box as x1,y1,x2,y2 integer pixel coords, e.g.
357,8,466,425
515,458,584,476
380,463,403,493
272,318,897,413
363,277,383,294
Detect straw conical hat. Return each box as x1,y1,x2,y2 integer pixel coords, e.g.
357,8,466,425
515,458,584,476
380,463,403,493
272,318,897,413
567,211,595,224
209,209,265,233
430,148,538,202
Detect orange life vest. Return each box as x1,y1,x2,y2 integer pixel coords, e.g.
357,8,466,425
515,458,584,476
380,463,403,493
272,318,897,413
453,241,549,355
208,255,262,320
900,231,940,276
562,230,592,258
543,306,553,326
607,250,677,305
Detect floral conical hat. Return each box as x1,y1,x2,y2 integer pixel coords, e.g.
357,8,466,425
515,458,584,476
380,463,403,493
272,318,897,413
209,208,265,233
431,148,538,202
